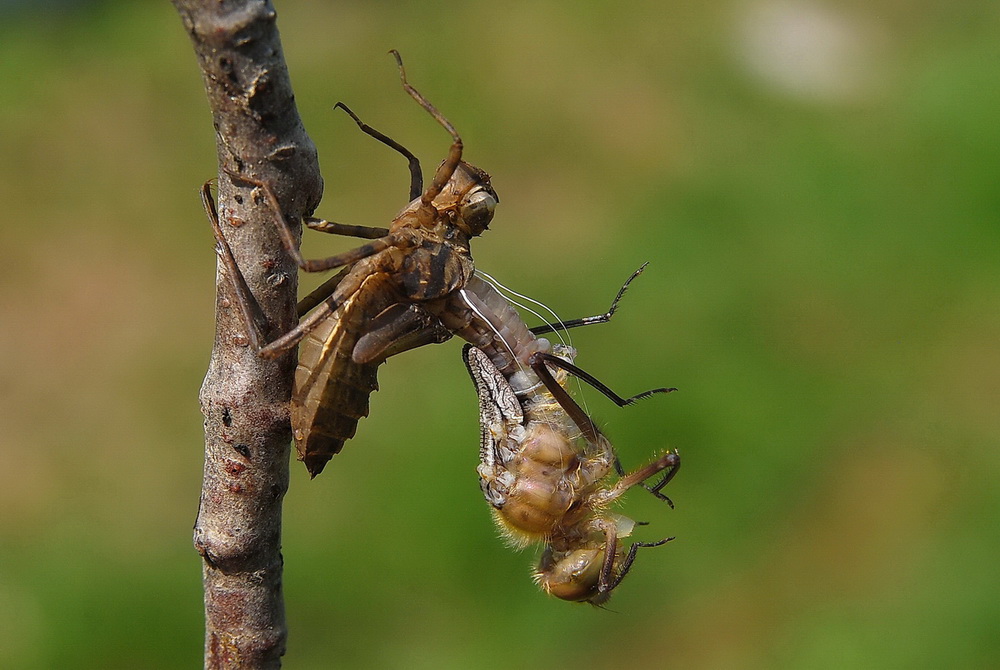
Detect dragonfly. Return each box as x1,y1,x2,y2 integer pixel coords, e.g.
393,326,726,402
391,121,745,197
461,269,681,604
206,49,680,601
206,51,498,476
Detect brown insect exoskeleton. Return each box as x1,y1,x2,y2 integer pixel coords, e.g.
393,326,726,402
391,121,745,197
461,269,682,605
205,51,498,476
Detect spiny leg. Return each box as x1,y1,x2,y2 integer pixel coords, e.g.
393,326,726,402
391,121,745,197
605,536,675,594
334,101,423,201
595,520,621,603
226,171,414,273
613,450,681,506
610,450,681,508
202,181,371,358
390,50,463,208
642,452,682,505
532,352,676,407
529,352,672,456
512,266,677,407
530,263,649,336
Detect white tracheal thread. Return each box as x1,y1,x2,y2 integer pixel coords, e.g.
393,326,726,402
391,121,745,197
458,288,567,427
476,270,572,350
475,270,592,419
458,288,524,377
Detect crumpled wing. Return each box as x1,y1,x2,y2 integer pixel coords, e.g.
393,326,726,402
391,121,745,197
462,345,523,507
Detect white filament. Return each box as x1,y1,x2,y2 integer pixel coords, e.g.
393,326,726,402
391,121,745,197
458,288,525,377
476,270,572,349
474,270,592,417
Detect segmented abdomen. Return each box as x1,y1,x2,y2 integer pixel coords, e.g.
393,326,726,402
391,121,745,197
444,275,550,381
293,272,397,477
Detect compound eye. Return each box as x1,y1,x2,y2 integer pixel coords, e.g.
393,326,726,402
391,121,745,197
460,189,497,235
537,549,604,602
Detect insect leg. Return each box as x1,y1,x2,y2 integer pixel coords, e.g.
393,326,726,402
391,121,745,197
303,218,389,239
352,303,453,364
205,182,371,358
530,355,676,489
390,50,463,208
202,181,270,350
530,351,681,505
607,450,681,507
643,449,683,506
296,268,349,317
227,172,416,273
255,274,365,358
529,353,602,445
530,263,648,336
334,101,423,201
594,519,621,604
605,536,675,595
531,353,676,407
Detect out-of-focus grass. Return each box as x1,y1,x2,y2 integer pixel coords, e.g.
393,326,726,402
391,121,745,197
0,1,997,668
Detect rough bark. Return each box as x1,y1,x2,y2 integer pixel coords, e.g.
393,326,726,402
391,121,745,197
172,1,323,667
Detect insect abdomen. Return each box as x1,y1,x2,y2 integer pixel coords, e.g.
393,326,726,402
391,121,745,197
293,275,392,477
293,356,378,477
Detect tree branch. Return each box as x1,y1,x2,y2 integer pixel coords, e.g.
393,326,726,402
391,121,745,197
172,1,323,667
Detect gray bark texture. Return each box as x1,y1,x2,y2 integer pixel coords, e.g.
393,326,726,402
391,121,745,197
172,1,323,667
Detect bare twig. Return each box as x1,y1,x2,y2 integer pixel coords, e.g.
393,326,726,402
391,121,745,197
172,1,323,667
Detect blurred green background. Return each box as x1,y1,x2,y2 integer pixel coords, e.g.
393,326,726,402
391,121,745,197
1,1,997,668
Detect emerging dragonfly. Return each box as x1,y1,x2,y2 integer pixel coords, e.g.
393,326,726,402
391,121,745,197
462,270,681,604
205,51,498,476
206,48,680,601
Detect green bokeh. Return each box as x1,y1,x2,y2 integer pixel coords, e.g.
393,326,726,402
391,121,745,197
1,1,997,668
